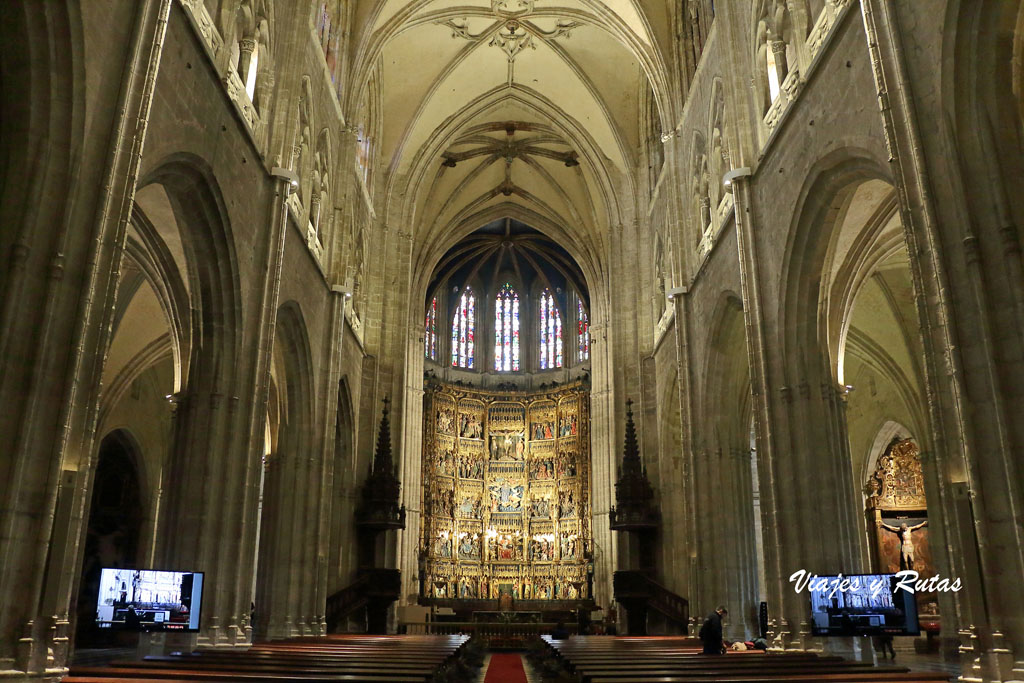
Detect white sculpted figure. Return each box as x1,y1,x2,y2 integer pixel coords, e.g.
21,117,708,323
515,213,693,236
881,520,927,570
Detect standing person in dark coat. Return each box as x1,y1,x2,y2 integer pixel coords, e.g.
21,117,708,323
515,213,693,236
699,606,727,654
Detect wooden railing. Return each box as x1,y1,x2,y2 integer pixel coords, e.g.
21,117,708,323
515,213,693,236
614,570,689,633
325,568,401,633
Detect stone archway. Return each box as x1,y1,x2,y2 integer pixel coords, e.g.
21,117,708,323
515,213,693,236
74,431,145,648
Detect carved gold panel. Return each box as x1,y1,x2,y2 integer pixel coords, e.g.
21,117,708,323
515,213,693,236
421,381,591,601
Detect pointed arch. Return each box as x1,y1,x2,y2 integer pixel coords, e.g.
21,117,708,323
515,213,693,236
451,286,476,369
576,292,590,363
494,282,521,372
137,153,243,387
75,429,146,646
255,300,316,639
424,295,438,360
538,287,562,370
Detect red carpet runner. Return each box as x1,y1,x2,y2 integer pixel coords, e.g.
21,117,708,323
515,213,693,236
483,653,528,683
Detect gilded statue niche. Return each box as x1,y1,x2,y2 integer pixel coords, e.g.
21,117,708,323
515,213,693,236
865,438,939,624
420,380,591,603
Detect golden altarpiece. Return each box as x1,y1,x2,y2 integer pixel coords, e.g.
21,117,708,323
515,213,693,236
420,380,592,605
866,438,940,633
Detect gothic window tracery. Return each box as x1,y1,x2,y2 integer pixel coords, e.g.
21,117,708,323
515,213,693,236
355,74,379,189
295,79,313,209
452,288,476,369
539,289,562,370
576,296,589,362
755,0,810,115
231,0,272,113
494,283,520,372
316,1,342,97
690,133,711,248
708,82,729,211
312,130,331,241
425,296,438,361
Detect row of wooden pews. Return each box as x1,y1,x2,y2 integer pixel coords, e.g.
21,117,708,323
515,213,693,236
541,635,952,683
64,634,470,682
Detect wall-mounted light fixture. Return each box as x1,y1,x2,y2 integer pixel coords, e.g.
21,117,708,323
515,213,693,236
270,166,299,194
666,286,687,300
722,166,753,188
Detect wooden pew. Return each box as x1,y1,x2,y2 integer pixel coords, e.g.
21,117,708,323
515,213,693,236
588,676,951,683
539,636,950,683
65,634,470,683
66,667,425,682
145,654,438,669
115,657,438,677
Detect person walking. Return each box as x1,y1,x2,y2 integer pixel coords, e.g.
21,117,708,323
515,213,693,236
876,634,896,659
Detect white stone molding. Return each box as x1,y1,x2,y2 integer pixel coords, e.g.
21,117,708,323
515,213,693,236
178,0,223,61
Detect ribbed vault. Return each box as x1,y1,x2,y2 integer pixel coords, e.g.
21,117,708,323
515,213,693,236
346,0,674,254
427,217,589,307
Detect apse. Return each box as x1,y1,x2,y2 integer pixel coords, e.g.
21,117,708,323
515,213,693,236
418,217,594,611
423,218,590,382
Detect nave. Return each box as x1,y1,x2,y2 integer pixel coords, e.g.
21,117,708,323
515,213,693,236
3,0,1024,682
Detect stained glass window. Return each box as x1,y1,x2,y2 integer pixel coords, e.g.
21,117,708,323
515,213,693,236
539,289,563,369
494,283,520,371
577,296,590,362
451,288,475,368
316,2,342,99
356,124,371,183
425,296,437,360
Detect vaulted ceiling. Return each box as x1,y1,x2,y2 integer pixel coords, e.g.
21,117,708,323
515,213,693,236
426,217,589,307
348,0,675,265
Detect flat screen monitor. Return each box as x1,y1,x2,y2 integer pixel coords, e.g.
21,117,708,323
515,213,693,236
808,573,919,637
95,568,203,632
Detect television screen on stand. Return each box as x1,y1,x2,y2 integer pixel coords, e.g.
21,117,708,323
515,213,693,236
808,573,919,637
96,568,204,632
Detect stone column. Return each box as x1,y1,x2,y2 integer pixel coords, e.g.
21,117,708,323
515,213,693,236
309,191,322,239
311,288,350,635
157,173,292,649
731,446,759,639
699,196,712,237
729,174,797,650
0,0,172,676
770,366,862,648
670,293,700,632
860,0,1024,677
587,321,616,610
769,40,790,92
398,323,427,607
237,37,256,84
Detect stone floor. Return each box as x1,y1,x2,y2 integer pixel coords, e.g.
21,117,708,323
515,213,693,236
879,649,961,681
